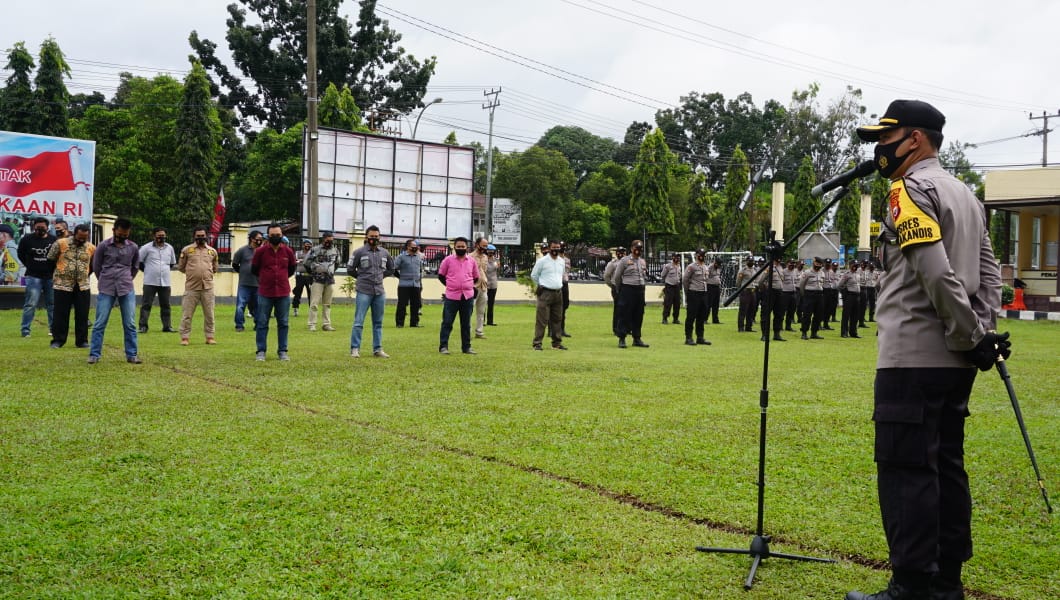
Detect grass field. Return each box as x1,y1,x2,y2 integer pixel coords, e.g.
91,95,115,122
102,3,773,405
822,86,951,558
1,301,1057,599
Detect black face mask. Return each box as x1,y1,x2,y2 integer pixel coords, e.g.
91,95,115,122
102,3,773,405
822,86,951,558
874,132,914,178
74,237,86,246
114,235,128,243
35,227,48,236
156,237,166,244
367,238,379,246
549,249,559,256
195,237,207,244
454,248,467,256
269,235,283,245
323,241,332,248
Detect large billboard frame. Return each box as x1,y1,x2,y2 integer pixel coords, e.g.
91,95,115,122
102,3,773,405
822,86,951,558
303,127,475,243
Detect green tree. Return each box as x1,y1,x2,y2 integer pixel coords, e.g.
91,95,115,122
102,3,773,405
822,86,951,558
685,172,724,248
443,131,458,145
68,91,107,119
174,62,222,228
491,146,577,248
788,155,820,238
318,82,367,131
190,0,437,132
561,200,611,247
228,124,306,223
778,84,866,184
720,144,750,249
577,160,632,245
536,125,618,184
0,42,36,133
833,161,862,256
630,128,676,239
939,141,984,198
33,38,71,137
613,121,651,166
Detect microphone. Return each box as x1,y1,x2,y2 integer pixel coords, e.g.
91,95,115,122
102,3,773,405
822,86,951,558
811,160,875,197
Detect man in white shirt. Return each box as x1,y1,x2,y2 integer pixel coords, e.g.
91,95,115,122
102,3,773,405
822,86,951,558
530,239,567,351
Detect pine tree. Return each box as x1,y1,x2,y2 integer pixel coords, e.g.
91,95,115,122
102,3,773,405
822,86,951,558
722,144,750,250
34,38,71,137
630,128,677,239
1,42,37,133
174,62,221,228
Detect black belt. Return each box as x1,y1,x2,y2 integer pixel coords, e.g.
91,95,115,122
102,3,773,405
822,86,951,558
541,287,562,291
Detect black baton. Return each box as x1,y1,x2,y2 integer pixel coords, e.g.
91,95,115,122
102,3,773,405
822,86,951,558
995,356,1053,514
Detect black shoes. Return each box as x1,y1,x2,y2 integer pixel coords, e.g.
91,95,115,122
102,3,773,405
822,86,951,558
801,333,808,340
696,339,711,345
672,319,681,325
552,344,568,350
773,335,786,342
685,338,696,346
138,326,148,334
618,338,627,348
632,339,650,348
811,334,825,339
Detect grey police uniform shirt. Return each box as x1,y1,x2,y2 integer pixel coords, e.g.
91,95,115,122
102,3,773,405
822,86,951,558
799,269,824,292
781,268,797,292
613,255,647,286
822,268,837,289
347,244,395,295
736,266,756,289
683,261,709,292
706,263,722,286
660,262,682,286
876,156,1000,369
839,269,860,293
603,257,620,287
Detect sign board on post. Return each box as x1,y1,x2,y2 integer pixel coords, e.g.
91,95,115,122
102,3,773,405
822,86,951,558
0,130,95,228
870,221,881,237
490,197,520,245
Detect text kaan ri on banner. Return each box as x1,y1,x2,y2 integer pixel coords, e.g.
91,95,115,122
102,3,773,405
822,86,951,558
0,130,96,230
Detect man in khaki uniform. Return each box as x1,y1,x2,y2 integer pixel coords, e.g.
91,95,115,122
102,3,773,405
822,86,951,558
178,225,219,345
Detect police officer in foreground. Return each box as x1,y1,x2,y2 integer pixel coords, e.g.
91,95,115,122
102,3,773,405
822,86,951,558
845,100,1010,600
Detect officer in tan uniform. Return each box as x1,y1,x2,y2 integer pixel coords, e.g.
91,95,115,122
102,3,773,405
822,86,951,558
845,100,1010,600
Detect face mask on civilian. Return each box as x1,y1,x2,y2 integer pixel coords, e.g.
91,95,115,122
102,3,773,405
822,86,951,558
269,235,283,245
455,248,467,256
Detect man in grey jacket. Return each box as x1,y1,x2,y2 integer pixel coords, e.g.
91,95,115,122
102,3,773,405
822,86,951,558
230,230,262,332
347,226,394,358
306,231,340,332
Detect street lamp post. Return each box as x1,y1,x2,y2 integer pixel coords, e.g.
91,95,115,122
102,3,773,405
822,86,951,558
412,97,443,139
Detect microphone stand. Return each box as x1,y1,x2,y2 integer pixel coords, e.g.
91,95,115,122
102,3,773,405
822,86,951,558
696,186,854,589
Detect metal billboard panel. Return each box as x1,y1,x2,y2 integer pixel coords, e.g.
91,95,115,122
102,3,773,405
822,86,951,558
304,128,473,242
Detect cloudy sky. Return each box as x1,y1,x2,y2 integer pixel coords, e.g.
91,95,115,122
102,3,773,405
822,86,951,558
9,0,1060,173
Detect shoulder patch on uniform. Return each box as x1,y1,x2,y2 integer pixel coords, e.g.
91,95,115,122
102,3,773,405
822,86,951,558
888,179,941,249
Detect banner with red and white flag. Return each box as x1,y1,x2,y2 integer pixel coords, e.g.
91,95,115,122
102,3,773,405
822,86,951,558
0,131,95,231
209,187,226,245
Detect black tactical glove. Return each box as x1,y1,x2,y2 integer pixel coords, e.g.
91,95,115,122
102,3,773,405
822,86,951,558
965,331,1012,371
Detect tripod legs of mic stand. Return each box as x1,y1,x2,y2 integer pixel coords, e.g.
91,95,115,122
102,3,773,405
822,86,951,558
697,535,834,590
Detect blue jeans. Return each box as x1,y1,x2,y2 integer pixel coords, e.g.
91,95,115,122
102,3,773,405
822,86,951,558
90,291,138,359
350,292,385,351
21,275,54,335
440,296,473,352
256,295,290,353
235,285,258,329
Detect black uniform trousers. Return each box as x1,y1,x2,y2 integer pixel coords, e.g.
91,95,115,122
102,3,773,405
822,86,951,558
706,283,721,323
560,281,570,334
396,285,422,327
863,287,878,322
737,289,756,331
486,287,497,325
759,288,784,338
291,274,313,308
52,284,90,347
874,368,975,572
799,290,823,335
662,283,681,322
684,289,707,341
825,288,839,323
616,284,646,341
139,284,173,331
782,291,797,329
610,286,620,336
841,290,860,337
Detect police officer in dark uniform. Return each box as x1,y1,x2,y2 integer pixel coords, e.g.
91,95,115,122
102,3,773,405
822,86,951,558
735,257,757,332
845,100,1010,600
798,257,825,340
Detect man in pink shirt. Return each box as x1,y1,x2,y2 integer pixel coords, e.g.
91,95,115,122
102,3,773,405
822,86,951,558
436,236,480,355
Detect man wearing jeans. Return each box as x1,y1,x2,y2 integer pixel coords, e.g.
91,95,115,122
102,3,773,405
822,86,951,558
230,230,262,332
251,224,296,361
18,216,55,338
88,218,141,364
347,225,394,358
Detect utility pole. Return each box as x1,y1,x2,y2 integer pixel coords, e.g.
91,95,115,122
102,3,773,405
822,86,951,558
483,87,501,239
306,0,319,239
1029,110,1060,167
